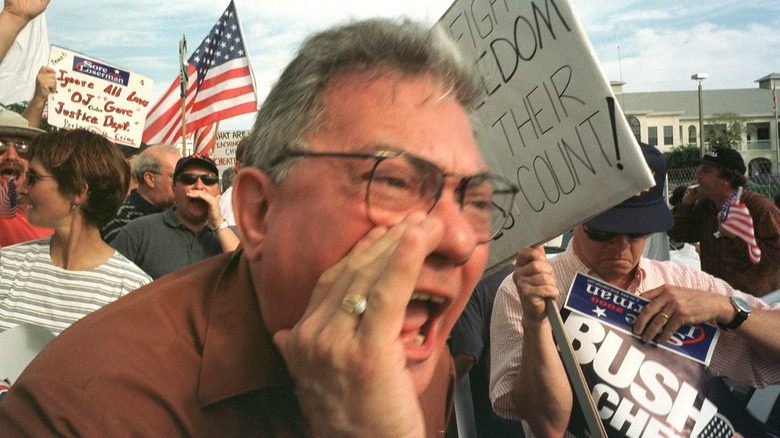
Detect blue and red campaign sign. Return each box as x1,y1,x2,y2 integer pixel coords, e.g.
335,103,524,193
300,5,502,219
564,273,719,365
562,273,767,437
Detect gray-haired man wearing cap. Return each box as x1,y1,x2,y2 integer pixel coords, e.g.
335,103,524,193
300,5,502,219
489,144,780,437
0,109,52,247
668,146,780,298
109,153,239,279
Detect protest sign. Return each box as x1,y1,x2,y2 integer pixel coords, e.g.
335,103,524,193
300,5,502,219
561,274,766,437
437,0,654,270
565,273,719,366
210,129,250,176
47,45,153,147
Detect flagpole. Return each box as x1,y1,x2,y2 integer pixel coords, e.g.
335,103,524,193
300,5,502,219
546,300,607,437
774,85,779,173
179,35,189,156
206,121,219,156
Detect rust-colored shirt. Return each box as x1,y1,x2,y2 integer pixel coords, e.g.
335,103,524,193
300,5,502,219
0,210,52,248
0,249,455,437
668,190,780,297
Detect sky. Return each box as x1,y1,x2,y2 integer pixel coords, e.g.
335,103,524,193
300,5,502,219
44,0,780,131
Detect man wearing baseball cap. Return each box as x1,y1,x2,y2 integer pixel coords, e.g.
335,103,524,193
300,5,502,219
0,109,52,247
490,144,780,437
110,153,239,279
668,146,780,297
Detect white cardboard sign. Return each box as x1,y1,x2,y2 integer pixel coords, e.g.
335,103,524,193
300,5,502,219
437,0,654,270
47,45,153,147
210,129,250,176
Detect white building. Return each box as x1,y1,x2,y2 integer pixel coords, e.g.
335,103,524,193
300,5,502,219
611,73,780,176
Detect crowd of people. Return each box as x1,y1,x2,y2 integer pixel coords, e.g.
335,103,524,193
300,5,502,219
0,0,779,437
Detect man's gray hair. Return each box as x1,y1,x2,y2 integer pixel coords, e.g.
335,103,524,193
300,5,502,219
131,144,180,183
244,18,482,181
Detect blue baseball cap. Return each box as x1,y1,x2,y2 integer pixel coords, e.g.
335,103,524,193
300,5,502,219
584,143,674,234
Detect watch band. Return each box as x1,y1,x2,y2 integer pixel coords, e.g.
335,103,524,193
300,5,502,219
212,221,229,233
717,297,750,331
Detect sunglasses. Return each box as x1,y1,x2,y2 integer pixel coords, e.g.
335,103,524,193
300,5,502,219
0,139,29,159
176,173,219,186
583,225,651,242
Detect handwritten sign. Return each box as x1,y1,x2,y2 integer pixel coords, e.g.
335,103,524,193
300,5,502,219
47,45,153,147
209,129,250,176
437,0,654,270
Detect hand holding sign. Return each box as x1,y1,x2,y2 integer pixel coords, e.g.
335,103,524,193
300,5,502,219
633,285,732,345
513,246,558,322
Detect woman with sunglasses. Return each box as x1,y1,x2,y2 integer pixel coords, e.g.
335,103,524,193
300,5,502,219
0,129,152,335
109,153,240,280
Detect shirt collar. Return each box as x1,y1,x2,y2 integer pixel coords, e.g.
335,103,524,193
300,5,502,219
197,249,293,407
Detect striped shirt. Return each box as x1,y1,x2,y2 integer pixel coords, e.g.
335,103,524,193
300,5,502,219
489,244,780,437
0,237,152,335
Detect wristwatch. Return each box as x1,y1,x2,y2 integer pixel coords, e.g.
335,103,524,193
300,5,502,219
718,297,751,331
212,221,230,233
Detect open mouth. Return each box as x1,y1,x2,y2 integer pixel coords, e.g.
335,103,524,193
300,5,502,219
1,168,20,179
401,292,447,350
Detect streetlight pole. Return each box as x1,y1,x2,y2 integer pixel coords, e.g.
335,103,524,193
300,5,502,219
691,73,708,157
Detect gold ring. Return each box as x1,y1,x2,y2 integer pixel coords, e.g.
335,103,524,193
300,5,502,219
341,294,368,315
659,312,671,320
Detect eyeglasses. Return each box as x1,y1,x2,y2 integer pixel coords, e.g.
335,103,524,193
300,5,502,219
272,150,519,243
582,225,651,242
0,139,29,159
25,169,56,187
176,173,219,186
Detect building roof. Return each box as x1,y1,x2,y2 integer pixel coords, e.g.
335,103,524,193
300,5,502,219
618,87,775,119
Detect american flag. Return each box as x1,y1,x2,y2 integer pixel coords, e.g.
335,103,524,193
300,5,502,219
193,123,216,155
0,178,17,218
720,187,761,264
142,1,257,145
697,413,739,438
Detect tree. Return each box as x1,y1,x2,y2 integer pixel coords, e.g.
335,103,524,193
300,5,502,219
706,112,747,149
664,144,701,169
5,100,55,131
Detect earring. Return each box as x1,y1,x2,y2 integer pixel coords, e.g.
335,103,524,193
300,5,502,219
71,200,77,210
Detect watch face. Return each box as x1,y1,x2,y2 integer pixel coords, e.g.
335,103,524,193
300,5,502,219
733,297,750,313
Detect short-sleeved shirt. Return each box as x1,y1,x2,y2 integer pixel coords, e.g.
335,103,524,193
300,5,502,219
110,208,223,279
0,237,151,335
0,210,52,248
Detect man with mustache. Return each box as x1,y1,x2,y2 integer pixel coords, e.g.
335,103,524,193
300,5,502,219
110,153,239,279
0,109,52,247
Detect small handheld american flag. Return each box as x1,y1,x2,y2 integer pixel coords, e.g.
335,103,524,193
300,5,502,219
0,178,17,218
719,187,761,264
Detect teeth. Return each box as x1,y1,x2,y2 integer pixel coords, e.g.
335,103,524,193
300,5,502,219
410,292,445,304
411,292,430,301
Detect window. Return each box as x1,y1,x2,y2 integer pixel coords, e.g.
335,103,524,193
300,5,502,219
627,116,641,142
688,126,696,144
648,127,658,146
663,126,673,145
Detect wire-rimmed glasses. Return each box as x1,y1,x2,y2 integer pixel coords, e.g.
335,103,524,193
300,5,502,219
272,150,518,243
